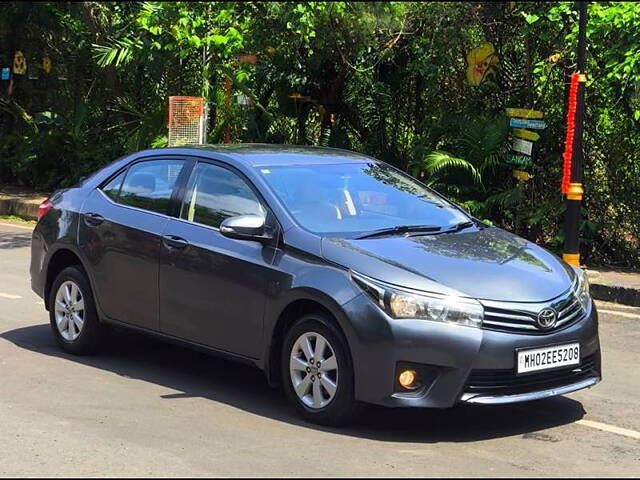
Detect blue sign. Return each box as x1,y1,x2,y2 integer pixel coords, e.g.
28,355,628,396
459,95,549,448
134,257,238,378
1,68,9,81
509,118,547,129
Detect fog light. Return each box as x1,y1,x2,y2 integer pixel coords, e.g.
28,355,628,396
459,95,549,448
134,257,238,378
398,369,418,389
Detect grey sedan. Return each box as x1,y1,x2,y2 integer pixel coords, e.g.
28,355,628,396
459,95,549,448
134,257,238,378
30,144,601,425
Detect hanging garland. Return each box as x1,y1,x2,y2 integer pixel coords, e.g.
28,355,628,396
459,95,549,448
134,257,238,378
561,73,581,194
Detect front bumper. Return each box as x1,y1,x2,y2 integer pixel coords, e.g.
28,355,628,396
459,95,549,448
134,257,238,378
342,293,601,408
459,376,600,404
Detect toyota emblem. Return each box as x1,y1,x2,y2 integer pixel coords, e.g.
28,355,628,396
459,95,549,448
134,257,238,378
536,307,558,329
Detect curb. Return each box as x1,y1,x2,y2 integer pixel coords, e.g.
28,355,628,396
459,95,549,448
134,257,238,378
0,196,46,221
0,221,35,231
590,283,640,307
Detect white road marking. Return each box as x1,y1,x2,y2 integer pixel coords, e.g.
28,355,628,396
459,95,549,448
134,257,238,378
598,309,640,320
0,222,34,231
595,301,640,311
577,419,640,440
0,292,22,300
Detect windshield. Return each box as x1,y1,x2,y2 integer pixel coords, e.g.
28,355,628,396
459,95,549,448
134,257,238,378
258,162,470,236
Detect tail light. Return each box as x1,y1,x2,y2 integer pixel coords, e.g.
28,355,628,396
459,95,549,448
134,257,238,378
37,200,53,221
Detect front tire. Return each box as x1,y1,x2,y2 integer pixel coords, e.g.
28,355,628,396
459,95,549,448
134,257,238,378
49,265,106,355
281,312,357,426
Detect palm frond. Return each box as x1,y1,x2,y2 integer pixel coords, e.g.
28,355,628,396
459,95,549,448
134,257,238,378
412,150,483,186
92,38,143,68
458,115,509,172
484,186,523,208
0,98,37,132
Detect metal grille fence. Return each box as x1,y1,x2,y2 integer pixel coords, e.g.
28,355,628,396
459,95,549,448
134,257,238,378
168,96,206,146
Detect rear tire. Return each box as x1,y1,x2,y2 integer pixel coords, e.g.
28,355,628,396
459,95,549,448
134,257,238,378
281,312,357,426
49,265,107,355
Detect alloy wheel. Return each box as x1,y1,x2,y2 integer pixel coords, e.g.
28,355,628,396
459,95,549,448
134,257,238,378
289,332,339,409
54,280,85,341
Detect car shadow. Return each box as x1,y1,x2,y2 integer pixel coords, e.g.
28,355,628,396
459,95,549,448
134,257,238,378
0,231,32,249
1,323,587,443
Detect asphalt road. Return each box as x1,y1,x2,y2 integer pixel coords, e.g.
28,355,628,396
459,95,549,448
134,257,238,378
0,221,638,477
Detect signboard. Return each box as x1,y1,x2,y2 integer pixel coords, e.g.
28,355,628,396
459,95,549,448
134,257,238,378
513,169,533,181
235,93,251,106
12,51,26,75
1,68,9,80
466,43,498,86
512,128,540,141
506,108,543,183
506,108,543,119
512,138,533,156
509,118,547,129
507,154,533,167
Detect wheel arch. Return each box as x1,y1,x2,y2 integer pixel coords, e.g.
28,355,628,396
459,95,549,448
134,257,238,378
44,247,90,311
264,289,357,387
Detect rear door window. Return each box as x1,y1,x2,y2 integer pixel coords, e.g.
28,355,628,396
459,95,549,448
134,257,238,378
115,159,187,215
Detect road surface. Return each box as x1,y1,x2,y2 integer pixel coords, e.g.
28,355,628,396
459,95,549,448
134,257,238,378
0,222,638,477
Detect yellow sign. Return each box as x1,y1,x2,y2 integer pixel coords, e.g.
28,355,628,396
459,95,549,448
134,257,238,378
506,108,543,119
42,56,52,74
512,128,540,141
12,51,26,75
466,43,498,86
513,169,533,181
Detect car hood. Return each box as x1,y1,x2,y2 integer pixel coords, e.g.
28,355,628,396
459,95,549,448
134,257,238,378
321,227,575,302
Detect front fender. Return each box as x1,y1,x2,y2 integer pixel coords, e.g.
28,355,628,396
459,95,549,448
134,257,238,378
260,252,363,378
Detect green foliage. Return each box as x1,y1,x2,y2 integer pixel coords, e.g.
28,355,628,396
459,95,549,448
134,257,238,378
0,1,638,267
410,151,482,188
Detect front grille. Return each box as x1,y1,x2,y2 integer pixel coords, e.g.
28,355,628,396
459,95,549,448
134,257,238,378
464,353,598,397
481,289,586,334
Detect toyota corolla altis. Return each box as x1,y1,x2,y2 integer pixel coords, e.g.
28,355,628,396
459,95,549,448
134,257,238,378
30,144,601,425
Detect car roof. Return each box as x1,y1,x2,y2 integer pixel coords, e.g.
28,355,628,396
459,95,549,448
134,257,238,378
160,143,377,167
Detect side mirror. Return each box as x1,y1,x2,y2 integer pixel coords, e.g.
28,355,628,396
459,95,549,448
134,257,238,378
220,214,271,243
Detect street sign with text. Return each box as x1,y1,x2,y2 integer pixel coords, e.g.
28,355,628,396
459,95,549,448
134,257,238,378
512,128,540,141
512,138,533,156
506,108,544,119
509,118,547,129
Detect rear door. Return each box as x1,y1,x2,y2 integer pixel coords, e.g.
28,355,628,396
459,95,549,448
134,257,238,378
79,157,191,330
159,160,279,358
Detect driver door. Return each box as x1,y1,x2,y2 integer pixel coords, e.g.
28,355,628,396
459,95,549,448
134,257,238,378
159,160,277,358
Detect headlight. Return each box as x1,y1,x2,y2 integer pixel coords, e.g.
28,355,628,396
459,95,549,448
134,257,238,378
574,269,591,310
351,271,483,328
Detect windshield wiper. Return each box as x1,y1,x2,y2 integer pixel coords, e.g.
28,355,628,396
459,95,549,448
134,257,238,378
439,220,475,234
355,224,442,240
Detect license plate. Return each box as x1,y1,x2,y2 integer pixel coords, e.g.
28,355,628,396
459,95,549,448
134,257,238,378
517,343,580,374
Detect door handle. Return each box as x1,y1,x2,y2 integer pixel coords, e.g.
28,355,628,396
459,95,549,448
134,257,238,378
162,235,189,250
84,212,104,226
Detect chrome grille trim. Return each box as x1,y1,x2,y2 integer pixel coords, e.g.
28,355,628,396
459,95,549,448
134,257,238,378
484,311,532,322
559,298,581,317
556,305,584,327
482,319,538,331
480,287,587,334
